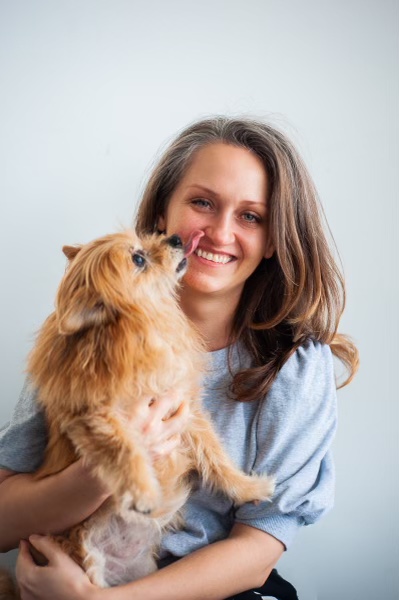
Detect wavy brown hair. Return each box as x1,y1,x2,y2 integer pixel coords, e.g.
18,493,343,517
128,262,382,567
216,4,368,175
136,116,359,401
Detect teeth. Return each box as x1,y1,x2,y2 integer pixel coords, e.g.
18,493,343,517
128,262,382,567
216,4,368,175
195,249,232,264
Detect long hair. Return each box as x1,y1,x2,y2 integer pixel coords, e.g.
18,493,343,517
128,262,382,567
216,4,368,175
136,116,359,401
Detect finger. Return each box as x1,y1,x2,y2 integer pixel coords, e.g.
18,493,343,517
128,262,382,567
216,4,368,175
28,541,49,566
142,396,182,439
169,399,189,422
16,540,36,588
151,433,181,460
149,395,178,422
28,535,63,567
144,405,185,444
17,539,36,567
140,399,165,435
159,401,189,439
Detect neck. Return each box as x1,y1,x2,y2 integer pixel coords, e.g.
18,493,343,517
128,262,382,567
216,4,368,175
178,287,238,352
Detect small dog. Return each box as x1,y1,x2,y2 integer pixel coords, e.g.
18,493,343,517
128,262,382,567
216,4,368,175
0,230,274,594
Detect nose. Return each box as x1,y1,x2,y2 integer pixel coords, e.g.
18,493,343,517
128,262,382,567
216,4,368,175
205,212,235,246
166,234,183,248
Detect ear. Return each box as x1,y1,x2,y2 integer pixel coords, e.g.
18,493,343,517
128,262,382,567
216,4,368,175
157,215,166,233
62,245,82,261
264,240,275,260
57,294,114,335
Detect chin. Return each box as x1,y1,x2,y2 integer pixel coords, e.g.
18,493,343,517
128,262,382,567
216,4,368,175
182,272,242,299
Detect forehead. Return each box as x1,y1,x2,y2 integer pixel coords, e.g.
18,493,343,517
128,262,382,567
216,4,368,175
176,143,268,204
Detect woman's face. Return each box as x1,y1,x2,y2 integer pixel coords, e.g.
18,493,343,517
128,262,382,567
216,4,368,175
158,142,274,302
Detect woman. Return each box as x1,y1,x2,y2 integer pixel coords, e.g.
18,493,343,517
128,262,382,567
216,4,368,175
0,116,358,599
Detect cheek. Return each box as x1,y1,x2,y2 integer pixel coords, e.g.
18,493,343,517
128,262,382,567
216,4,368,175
160,205,185,234
164,210,202,238
246,236,268,265
167,224,193,241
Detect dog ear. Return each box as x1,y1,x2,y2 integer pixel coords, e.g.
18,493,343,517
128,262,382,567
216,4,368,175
57,293,114,335
62,245,82,261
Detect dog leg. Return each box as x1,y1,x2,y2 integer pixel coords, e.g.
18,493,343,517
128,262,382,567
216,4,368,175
64,413,161,513
185,414,275,504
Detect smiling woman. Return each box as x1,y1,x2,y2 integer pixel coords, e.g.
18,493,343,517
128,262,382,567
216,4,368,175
137,117,358,397
1,116,358,600
157,143,274,331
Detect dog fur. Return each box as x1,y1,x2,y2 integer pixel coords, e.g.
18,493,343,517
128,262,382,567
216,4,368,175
0,230,274,595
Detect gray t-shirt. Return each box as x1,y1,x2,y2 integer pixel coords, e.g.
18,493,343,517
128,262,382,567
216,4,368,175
0,339,336,552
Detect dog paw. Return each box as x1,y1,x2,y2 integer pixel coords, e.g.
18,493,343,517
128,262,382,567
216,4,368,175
131,496,158,515
120,483,161,515
232,474,275,505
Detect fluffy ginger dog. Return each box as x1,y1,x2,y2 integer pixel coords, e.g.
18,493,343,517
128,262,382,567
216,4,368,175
0,230,274,595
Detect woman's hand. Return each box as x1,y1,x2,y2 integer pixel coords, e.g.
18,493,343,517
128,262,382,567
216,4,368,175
0,461,112,552
16,535,98,600
141,393,190,460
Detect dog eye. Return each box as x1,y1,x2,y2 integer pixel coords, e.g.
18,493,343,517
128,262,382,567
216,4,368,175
132,252,146,268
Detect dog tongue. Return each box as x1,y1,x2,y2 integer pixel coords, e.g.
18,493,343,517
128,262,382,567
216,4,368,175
184,230,205,257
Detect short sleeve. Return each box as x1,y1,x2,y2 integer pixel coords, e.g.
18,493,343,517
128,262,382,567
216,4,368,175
0,379,47,472
234,340,337,549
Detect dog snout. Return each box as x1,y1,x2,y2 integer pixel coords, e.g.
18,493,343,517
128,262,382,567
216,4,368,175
166,235,183,249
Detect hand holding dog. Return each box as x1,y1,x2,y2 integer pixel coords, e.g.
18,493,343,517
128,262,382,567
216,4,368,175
141,394,189,460
16,536,97,600
75,393,187,491
14,397,187,600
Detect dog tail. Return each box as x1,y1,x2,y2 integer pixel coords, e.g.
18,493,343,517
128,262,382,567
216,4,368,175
0,568,19,600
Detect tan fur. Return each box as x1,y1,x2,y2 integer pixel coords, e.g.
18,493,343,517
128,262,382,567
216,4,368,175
1,230,274,593
0,568,19,600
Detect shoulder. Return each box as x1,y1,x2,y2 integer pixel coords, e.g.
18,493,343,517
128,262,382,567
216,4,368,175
281,338,333,377
258,339,337,428
271,339,335,400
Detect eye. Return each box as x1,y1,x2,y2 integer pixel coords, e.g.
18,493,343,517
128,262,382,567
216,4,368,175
132,252,146,268
242,212,261,224
191,198,212,209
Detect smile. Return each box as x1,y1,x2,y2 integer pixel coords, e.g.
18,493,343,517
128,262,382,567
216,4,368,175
195,249,234,264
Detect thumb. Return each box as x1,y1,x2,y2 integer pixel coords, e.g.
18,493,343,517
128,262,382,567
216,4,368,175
28,535,62,566
18,539,36,564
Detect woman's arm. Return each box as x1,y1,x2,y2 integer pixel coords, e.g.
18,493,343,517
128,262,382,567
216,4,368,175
16,523,284,600
0,395,186,552
109,523,284,600
0,461,110,552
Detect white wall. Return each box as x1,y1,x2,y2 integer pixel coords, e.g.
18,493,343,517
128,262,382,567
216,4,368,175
0,1,397,598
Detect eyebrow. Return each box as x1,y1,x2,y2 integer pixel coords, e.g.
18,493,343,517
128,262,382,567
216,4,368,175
185,185,266,207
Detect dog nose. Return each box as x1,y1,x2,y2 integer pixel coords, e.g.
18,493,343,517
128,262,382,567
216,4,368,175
166,235,183,248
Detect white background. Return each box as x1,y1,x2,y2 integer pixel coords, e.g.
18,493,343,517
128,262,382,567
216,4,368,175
0,1,397,598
